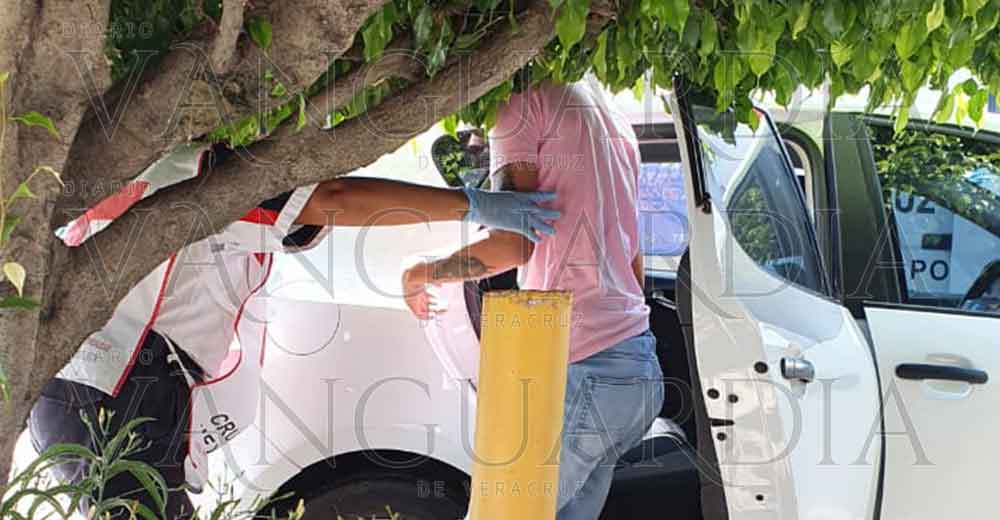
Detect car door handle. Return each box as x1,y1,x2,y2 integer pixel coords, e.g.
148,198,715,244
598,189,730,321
895,363,989,385
780,357,815,383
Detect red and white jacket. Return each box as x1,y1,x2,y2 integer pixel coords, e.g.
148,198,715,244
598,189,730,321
55,143,328,396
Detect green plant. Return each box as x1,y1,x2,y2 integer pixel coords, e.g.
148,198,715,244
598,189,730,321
0,72,63,311
336,0,1000,130
104,1,1000,146
2,410,168,519
3,409,308,519
0,71,64,402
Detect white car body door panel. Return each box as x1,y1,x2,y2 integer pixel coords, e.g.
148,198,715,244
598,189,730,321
866,304,1000,519
201,219,482,510
670,92,881,520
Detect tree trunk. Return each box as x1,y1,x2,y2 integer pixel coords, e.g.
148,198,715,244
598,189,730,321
0,0,111,486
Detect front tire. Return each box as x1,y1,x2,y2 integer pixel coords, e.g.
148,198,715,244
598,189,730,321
299,471,468,520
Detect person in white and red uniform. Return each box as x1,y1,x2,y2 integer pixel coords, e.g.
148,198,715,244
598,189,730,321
29,143,560,519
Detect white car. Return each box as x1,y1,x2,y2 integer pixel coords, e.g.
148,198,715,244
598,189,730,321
197,82,1000,520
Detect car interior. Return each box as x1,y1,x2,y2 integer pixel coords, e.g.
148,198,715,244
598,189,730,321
430,126,718,519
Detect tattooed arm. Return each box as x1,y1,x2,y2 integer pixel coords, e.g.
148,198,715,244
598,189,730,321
401,230,534,319
402,162,543,319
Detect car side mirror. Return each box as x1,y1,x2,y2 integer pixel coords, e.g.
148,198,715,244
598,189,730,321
431,129,491,189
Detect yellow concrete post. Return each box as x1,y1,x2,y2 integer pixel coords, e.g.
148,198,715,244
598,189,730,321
468,290,573,520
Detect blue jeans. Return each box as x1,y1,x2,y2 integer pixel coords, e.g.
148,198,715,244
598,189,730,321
556,330,663,519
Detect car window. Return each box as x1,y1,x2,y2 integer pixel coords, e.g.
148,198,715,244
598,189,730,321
636,124,688,272
691,106,827,294
638,161,689,270
869,124,1000,310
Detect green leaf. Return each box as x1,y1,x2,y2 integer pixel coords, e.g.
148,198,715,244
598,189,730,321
592,30,609,79
961,78,979,96
850,41,881,81
245,16,273,50
631,76,645,101
682,11,701,48
946,22,976,67
269,81,287,97
362,15,389,62
820,1,850,38
295,94,307,133
831,41,853,67
975,4,1000,38
933,90,956,123
441,114,458,138
699,14,717,58
969,88,989,126
772,60,796,106
3,262,26,297
955,90,970,124
105,459,168,515
895,20,928,60
663,0,691,34
10,111,59,138
426,19,454,75
1,215,20,245
0,71,8,86
894,104,911,134
964,0,988,18
926,0,946,31
413,5,434,49
792,0,812,39
714,53,746,97
901,60,925,92
555,0,590,50
9,182,35,202
0,296,36,310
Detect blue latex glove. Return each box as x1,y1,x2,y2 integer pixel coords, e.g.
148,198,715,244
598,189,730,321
462,186,561,243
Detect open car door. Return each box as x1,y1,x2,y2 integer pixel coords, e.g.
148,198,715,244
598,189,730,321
827,113,1000,519
668,83,882,519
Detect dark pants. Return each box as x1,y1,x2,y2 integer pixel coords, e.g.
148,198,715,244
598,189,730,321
29,331,204,519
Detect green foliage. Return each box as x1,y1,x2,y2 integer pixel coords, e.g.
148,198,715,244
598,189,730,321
327,78,407,128
108,0,1000,142
9,112,59,138
0,74,63,316
2,410,307,519
246,15,273,51
107,0,211,82
2,411,168,519
0,72,65,401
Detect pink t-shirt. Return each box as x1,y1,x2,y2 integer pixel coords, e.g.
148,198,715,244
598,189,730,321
490,80,650,363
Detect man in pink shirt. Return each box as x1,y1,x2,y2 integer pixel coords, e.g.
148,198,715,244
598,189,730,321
402,79,663,518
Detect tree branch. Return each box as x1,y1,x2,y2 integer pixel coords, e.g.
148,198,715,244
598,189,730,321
209,0,247,74
58,0,391,222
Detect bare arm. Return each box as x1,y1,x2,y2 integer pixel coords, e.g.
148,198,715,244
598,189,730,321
402,161,542,318
295,177,469,226
632,252,644,290
402,230,534,319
